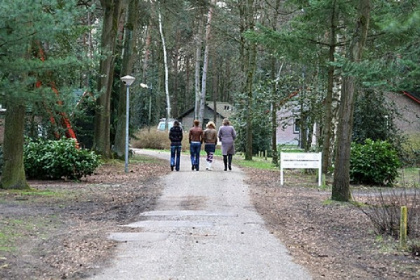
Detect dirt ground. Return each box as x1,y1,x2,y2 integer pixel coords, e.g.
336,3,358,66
0,155,419,279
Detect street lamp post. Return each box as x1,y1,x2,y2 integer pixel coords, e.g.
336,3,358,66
140,83,152,129
121,75,136,173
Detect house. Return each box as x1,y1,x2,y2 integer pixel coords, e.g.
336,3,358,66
387,91,420,136
177,101,233,130
277,91,420,147
276,101,317,147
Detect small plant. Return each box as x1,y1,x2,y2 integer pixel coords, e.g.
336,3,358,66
358,188,420,239
24,138,101,180
350,139,401,186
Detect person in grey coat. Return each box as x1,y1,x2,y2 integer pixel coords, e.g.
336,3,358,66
218,118,236,171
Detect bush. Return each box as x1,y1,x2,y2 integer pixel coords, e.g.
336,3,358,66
350,139,401,186
401,133,420,167
358,188,420,239
132,128,189,151
24,138,101,180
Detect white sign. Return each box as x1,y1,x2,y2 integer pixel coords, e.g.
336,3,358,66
280,152,322,186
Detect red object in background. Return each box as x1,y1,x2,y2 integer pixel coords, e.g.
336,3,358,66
35,43,79,148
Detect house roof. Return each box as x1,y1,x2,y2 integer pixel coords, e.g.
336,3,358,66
177,101,233,119
403,91,420,104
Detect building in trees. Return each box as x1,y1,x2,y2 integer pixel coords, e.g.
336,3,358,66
177,102,233,130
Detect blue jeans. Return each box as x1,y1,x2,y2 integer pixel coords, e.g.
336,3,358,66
190,142,201,170
170,145,181,171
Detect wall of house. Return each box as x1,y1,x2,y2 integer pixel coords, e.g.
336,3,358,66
386,92,420,135
276,107,300,145
179,107,225,131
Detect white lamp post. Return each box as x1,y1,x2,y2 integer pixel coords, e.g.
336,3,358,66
121,75,136,173
140,83,153,129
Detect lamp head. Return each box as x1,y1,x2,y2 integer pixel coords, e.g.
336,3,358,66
121,75,136,86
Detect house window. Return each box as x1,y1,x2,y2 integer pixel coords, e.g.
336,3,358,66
294,118,300,134
224,105,230,110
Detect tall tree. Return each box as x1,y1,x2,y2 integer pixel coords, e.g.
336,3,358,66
158,4,171,129
0,0,84,189
332,0,371,201
1,99,28,189
93,0,122,158
114,0,140,158
198,0,215,125
239,0,259,160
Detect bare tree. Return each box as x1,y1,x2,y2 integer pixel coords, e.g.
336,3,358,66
198,0,216,126
158,5,171,130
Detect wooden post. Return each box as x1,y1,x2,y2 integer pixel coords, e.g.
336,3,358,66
400,206,407,249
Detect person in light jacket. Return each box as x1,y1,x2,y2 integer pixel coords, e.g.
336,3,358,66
218,118,236,171
203,121,218,171
188,119,204,171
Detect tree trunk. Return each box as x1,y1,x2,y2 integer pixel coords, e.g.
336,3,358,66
158,7,171,129
114,0,139,158
239,0,257,161
198,0,215,126
1,101,29,190
332,0,370,201
321,0,338,176
93,0,122,158
270,0,281,166
194,18,203,120
244,41,257,160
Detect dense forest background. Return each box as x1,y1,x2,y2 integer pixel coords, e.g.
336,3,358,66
1,0,419,198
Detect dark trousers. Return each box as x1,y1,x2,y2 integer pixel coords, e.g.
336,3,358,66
170,145,181,171
223,154,233,170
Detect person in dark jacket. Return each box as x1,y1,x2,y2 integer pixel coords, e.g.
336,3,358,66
169,120,183,171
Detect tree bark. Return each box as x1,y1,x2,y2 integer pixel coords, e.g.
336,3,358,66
332,0,370,201
158,7,171,129
322,0,338,175
239,0,257,160
194,18,203,120
198,0,215,126
1,100,29,190
93,0,122,158
114,0,139,158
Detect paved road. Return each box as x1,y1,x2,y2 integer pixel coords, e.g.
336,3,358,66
90,149,312,280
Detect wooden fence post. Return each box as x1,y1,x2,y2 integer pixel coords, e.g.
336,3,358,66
400,205,408,249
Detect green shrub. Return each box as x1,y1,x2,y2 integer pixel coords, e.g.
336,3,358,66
24,138,101,180
350,139,401,186
401,133,420,167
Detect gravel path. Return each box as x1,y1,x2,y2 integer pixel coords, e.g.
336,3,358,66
89,149,311,280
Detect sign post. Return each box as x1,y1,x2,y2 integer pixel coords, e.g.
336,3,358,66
280,152,322,186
